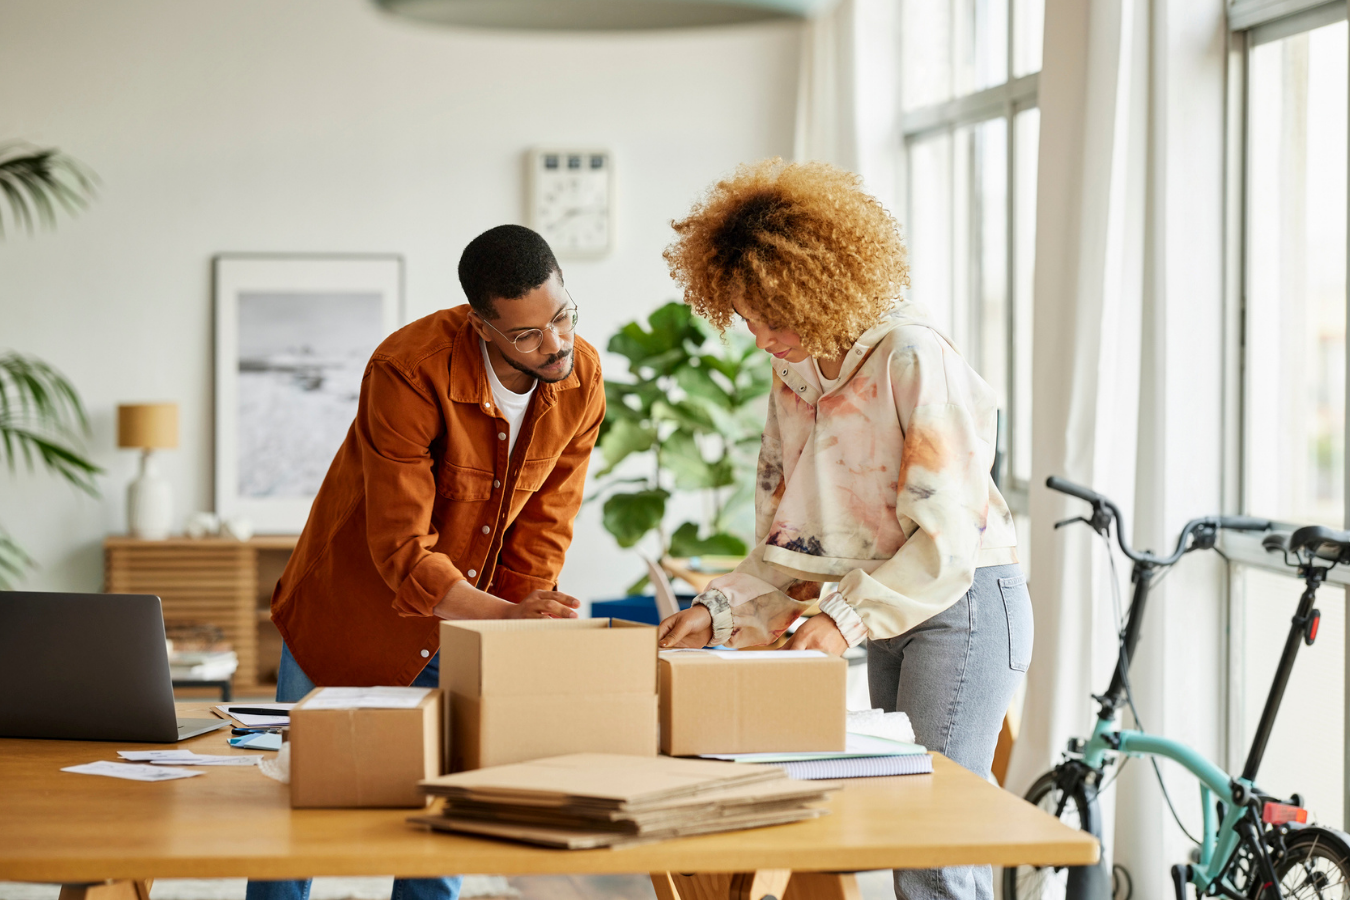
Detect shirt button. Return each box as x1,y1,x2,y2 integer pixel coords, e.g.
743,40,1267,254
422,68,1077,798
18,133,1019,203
468,569,477,578
798,386,805,391
493,480,501,488
781,369,788,376
498,432,507,440
420,649,430,658
482,525,490,534
484,402,490,408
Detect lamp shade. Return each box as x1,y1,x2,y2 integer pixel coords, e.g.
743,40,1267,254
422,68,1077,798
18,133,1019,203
374,0,833,30
117,403,179,450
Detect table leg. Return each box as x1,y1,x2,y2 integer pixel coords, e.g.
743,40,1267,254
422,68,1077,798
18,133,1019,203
782,873,861,900
651,870,792,900
59,881,153,900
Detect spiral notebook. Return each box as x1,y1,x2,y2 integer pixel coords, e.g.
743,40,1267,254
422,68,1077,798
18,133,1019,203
773,753,932,780
702,733,932,780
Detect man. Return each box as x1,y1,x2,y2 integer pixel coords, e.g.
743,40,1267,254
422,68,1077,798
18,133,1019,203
246,225,604,900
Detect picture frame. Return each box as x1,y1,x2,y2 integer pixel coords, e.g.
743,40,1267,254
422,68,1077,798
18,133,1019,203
214,254,403,532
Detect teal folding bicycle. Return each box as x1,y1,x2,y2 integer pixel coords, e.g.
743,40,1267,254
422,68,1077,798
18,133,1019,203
1004,476,1350,900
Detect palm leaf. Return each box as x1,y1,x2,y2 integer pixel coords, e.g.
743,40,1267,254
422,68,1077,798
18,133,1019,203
0,143,98,238
0,352,102,495
0,526,34,591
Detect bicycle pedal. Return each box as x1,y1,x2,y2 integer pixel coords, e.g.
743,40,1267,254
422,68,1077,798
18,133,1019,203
1262,801,1308,825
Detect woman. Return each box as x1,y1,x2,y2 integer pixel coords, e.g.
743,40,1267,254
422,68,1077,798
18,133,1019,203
656,159,1032,900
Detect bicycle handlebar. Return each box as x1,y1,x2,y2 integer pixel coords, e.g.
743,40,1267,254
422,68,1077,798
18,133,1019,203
1045,475,1106,506
1046,476,1272,567
1215,516,1275,532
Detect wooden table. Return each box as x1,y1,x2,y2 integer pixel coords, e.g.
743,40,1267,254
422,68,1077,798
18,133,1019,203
0,704,1097,900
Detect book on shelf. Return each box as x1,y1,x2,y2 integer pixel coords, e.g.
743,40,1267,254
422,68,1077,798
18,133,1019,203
168,649,238,680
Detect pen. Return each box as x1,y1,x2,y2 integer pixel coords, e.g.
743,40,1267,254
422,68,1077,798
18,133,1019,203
231,727,284,735
224,707,292,717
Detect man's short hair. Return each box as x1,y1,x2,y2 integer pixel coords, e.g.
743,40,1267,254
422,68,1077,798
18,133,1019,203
458,225,562,319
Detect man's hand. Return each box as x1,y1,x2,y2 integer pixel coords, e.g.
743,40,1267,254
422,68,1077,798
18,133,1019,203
782,613,849,656
433,579,578,620
658,605,713,649
504,590,580,619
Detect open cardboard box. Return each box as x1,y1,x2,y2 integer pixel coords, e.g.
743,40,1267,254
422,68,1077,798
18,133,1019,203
439,618,658,772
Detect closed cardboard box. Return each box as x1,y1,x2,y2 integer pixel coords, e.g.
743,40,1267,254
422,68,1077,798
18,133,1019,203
659,650,847,756
440,618,658,772
289,687,441,808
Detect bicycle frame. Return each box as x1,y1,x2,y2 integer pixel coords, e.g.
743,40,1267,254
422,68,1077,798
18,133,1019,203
1072,560,1328,898
1081,721,1256,897
1038,476,1313,898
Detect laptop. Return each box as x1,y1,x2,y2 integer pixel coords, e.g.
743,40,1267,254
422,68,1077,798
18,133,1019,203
0,591,229,742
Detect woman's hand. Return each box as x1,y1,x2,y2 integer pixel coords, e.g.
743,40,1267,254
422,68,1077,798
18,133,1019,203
783,613,849,656
658,605,713,649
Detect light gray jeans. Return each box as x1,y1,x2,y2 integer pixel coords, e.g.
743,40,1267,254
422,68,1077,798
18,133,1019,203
867,563,1033,900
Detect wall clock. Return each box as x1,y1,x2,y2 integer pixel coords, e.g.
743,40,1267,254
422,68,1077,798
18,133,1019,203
527,148,613,258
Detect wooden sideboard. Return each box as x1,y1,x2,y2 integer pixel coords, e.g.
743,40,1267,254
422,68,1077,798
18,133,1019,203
104,535,297,692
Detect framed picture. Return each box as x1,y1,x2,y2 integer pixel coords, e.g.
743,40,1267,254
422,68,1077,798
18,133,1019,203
214,254,403,532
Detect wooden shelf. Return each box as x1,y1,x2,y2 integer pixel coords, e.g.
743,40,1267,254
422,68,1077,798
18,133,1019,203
104,535,298,691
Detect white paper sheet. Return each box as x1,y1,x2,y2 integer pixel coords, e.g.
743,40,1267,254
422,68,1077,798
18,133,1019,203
216,703,294,726
658,649,828,660
153,755,260,766
61,760,202,781
118,750,260,766
301,686,431,709
118,750,201,761
701,733,927,763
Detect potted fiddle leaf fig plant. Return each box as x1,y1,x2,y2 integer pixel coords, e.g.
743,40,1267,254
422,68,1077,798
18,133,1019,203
591,301,771,593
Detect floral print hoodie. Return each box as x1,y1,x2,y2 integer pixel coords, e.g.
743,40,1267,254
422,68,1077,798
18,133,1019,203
695,301,1018,648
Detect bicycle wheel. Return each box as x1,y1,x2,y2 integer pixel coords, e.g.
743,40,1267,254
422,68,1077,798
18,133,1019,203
1002,769,1097,900
1271,827,1350,899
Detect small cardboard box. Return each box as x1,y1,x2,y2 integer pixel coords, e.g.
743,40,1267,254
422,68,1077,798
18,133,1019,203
439,618,658,772
659,650,848,756
289,687,441,808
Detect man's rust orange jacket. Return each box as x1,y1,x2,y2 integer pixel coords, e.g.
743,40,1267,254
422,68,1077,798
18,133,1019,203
271,304,605,686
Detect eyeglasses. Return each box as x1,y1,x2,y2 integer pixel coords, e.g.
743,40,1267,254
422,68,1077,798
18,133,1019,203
484,298,579,354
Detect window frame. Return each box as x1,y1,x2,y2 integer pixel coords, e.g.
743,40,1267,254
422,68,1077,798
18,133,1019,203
1220,0,1350,823
899,0,1041,516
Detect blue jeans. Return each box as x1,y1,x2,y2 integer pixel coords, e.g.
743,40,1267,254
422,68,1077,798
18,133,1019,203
244,645,462,900
868,564,1032,900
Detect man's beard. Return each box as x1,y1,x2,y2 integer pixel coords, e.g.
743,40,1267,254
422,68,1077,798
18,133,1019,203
504,346,574,384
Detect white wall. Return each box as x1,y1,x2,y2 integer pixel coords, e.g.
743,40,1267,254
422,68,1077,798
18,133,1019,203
0,0,801,605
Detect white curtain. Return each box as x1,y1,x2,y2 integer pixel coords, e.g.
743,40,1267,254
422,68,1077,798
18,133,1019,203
1007,0,1229,894
794,0,901,211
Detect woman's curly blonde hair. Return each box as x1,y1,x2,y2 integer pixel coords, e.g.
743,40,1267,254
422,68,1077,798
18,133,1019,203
664,158,909,359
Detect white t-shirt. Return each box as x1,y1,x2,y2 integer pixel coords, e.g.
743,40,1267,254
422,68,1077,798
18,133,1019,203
787,357,844,394
480,339,536,458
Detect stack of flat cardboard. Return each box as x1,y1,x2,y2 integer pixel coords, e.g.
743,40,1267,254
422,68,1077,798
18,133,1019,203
411,753,839,849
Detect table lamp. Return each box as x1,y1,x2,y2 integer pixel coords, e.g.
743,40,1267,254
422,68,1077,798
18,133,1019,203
117,403,179,540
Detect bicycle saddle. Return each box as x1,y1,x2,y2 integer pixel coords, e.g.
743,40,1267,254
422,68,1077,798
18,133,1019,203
1289,525,1350,563
1262,532,1290,553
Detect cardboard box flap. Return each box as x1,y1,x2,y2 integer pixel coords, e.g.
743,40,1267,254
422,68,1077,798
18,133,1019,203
441,619,656,697
420,752,782,809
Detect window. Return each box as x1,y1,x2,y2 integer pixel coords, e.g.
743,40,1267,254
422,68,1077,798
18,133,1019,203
1226,0,1349,828
899,0,1043,542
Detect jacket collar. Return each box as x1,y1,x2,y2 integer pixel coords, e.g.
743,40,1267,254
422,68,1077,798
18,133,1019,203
446,312,580,407
773,300,952,404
